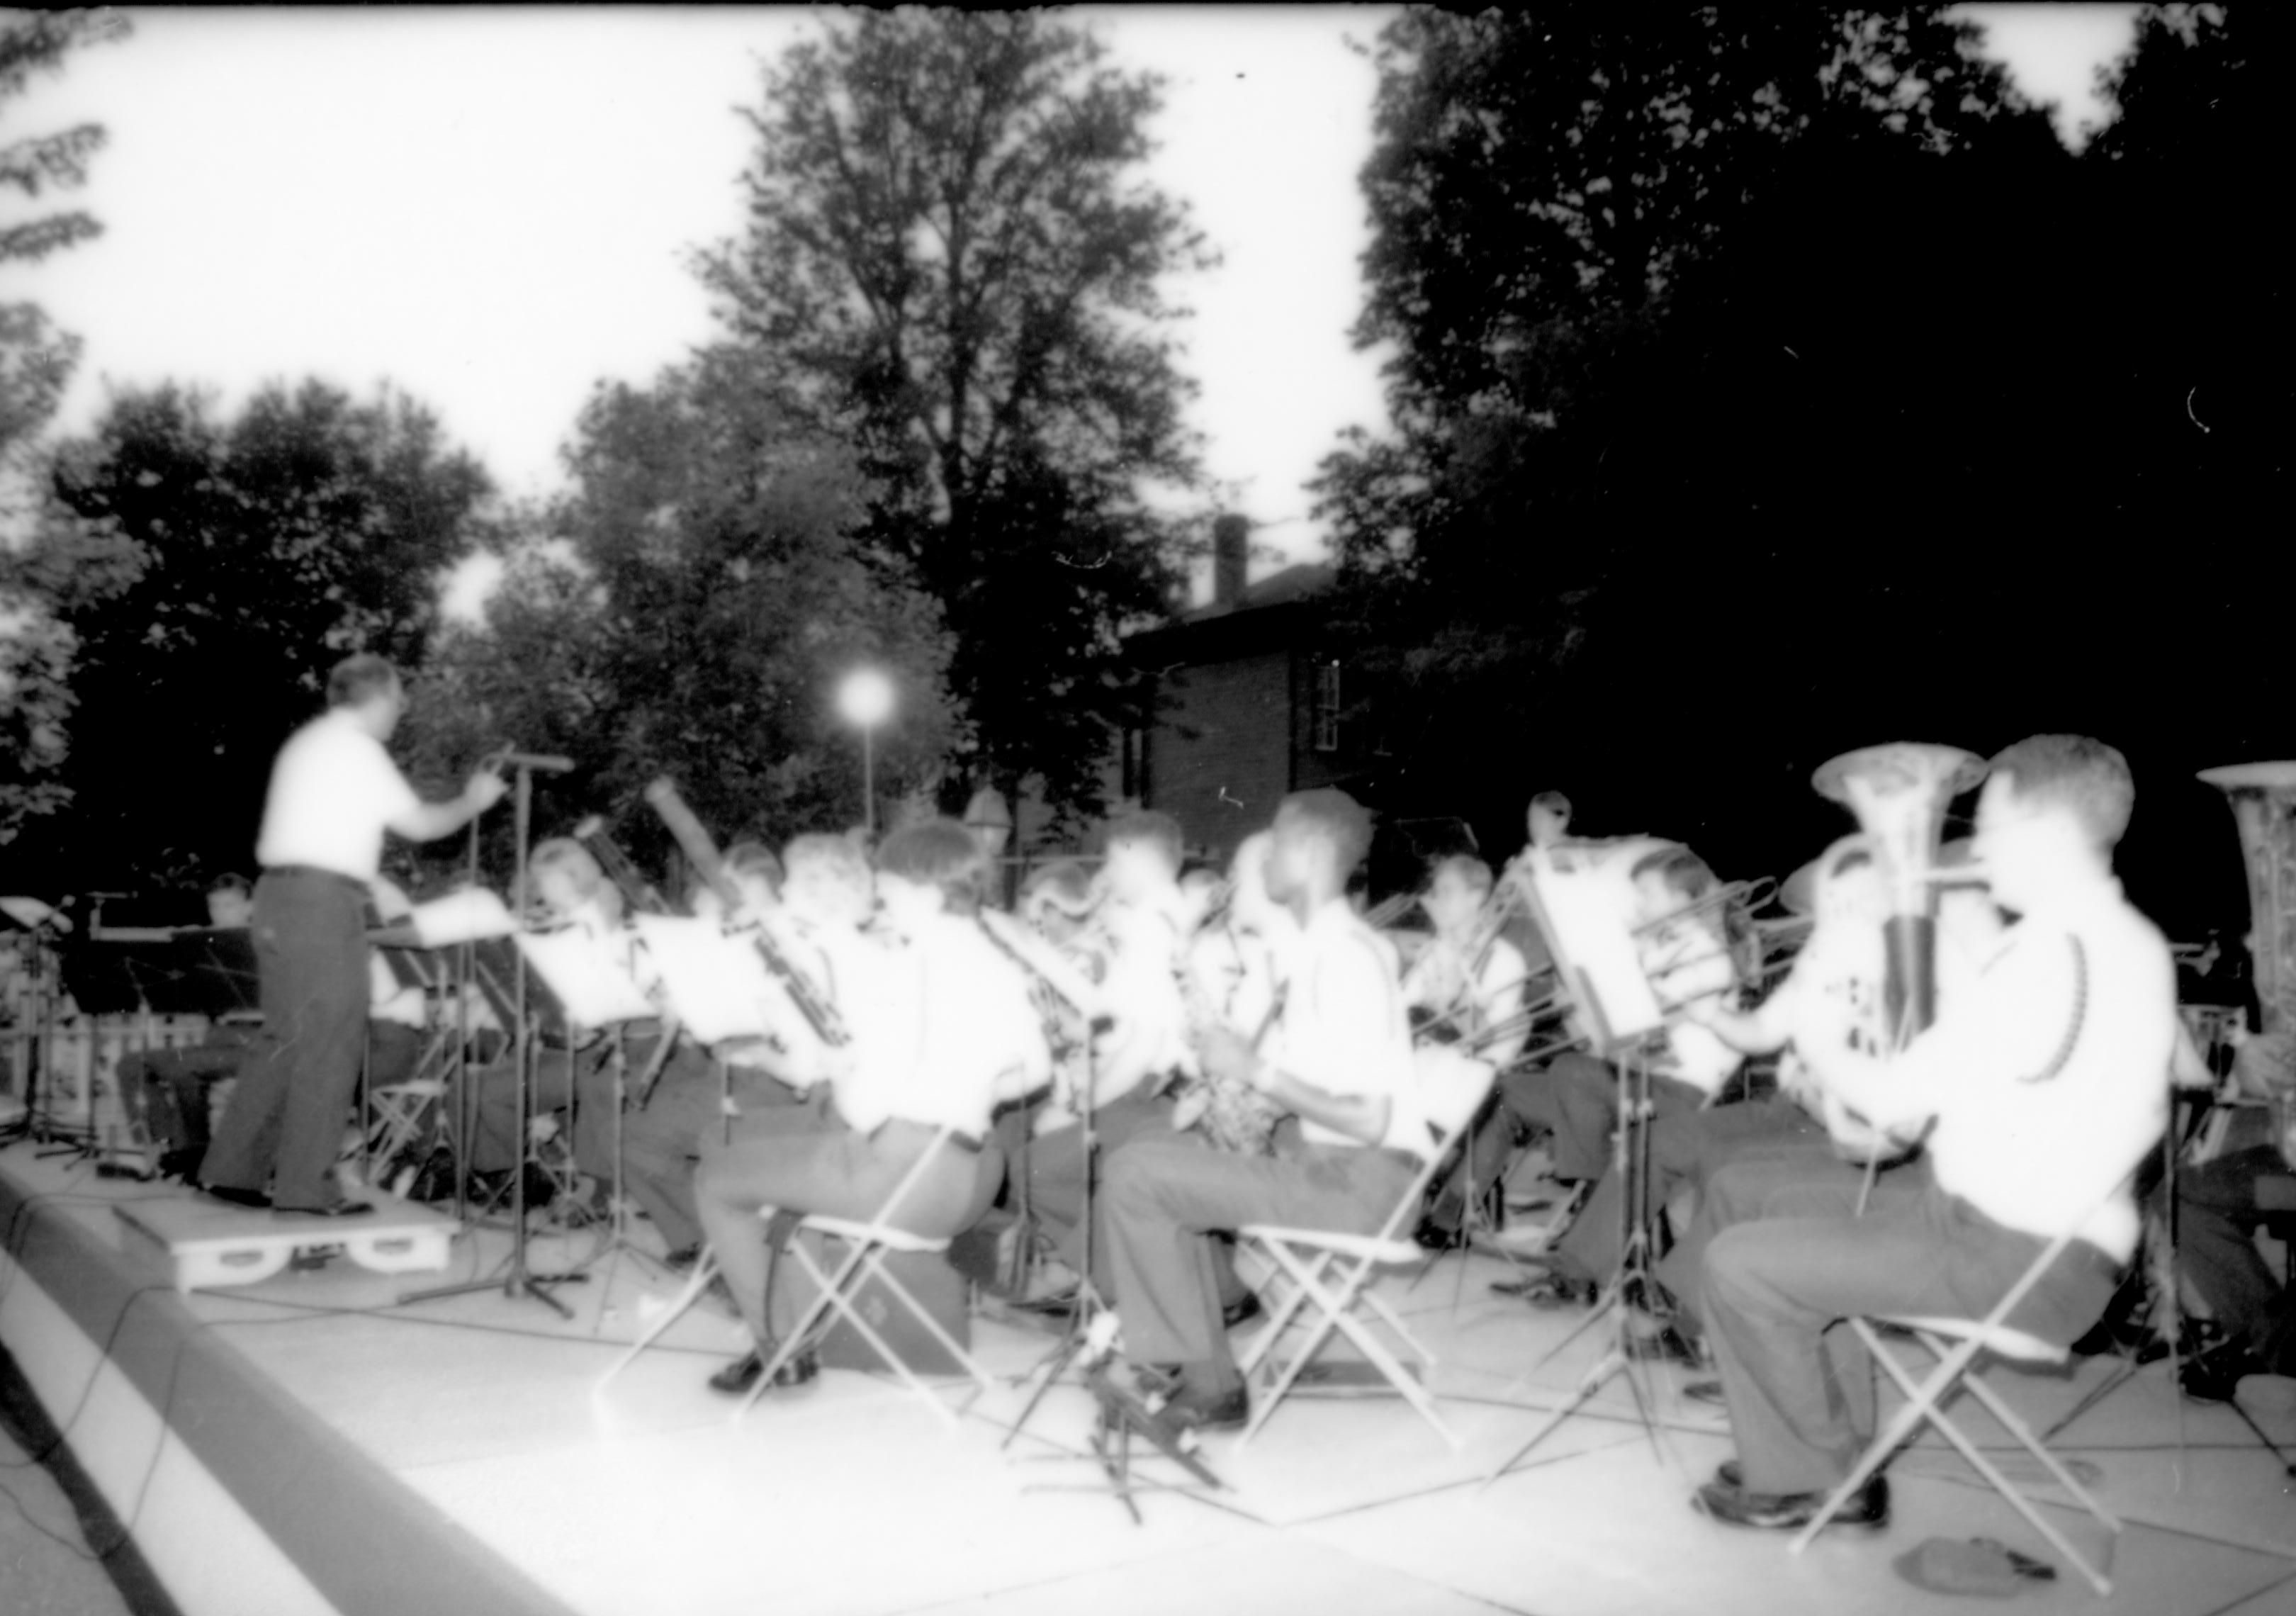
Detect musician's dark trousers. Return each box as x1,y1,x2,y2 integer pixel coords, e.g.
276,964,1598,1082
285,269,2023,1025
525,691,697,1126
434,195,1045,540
1549,1096,1821,1289
694,1115,1004,1348
204,870,367,1210
2171,1145,2296,1374
1659,1137,1876,1328
1103,1138,1417,1395
120,1026,264,1154
1704,1159,2120,1496
1023,1091,1250,1311
617,1052,801,1255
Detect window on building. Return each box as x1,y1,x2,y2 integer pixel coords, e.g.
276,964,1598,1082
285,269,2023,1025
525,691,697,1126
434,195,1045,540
1312,658,1341,752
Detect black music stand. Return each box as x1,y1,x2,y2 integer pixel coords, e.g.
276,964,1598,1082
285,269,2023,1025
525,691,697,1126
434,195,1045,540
0,910,70,1150
1482,1016,1679,1490
398,760,582,1320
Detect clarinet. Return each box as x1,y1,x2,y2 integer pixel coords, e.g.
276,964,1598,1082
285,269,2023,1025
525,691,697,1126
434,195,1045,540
642,776,848,1048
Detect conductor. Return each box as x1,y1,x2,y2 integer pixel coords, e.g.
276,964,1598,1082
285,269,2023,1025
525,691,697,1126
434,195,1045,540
198,654,506,1216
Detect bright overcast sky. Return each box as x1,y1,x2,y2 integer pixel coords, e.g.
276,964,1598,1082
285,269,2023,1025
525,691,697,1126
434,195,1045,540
10,5,2133,603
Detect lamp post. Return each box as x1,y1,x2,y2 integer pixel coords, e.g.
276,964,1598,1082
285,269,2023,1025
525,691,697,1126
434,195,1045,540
836,667,896,838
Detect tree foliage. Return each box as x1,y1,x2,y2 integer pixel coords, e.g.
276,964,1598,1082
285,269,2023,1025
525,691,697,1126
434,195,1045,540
400,347,962,885
697,10,1211,824
18,381,493,888
1312,4,2288,911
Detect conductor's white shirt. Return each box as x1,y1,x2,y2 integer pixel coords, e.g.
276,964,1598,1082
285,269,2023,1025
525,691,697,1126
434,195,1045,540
254,708,419,882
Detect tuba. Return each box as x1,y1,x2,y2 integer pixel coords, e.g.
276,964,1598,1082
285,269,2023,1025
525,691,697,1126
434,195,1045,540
1811,744,1988,1049
2197,762,2296,1166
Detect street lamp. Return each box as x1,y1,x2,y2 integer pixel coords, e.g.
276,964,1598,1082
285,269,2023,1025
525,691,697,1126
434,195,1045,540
836,667,896,837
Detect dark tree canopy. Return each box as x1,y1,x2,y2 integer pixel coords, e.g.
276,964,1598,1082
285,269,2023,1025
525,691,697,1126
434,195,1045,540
21,381,493,889
399,346,963,889
1314,4,2289,938
697,10,1212,828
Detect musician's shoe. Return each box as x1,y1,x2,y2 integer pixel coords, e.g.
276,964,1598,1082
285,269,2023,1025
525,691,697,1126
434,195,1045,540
707,1347,819,1396
1683,1379,1727,1405
1490,1264,1595,1308
662,1244,704,1275
1694,1467,1890,1532
1221,1291,1264,1330
194,1182,271,1211
2180,1346,2269,1403
275,1199,375,1218
1155,1381,1251,1434
1623,1324,1707,1369
158,1148,205,1184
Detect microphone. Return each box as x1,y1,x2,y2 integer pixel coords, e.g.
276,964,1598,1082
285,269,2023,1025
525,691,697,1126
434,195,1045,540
484,750,575,774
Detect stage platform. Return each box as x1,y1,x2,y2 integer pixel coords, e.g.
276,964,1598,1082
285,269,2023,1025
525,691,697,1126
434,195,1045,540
3,1135,2294,1616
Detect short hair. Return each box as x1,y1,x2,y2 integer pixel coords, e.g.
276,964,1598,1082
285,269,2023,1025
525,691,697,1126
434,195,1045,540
529,836,619,918
207,872,252,901
1020,858,1095,914
1104,809,1184,871
1629,846,1718,904
876,819,988,915
724,841,784,892
782,833,867,892
1276,788,1374,877
1530,791,1571,820
1431,853,1494,895
327,652,399,708
1987,734,2134,851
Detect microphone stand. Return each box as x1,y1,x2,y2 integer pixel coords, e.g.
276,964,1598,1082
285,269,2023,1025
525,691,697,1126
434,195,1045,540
400,757,579,1319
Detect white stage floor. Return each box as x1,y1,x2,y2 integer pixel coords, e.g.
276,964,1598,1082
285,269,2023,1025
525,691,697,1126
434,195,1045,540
4,1137,2293,1616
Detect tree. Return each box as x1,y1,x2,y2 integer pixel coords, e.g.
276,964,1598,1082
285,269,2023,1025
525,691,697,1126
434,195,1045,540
0,7,134,851
22,380,493,889
697,11,1212,826
399,346,963,885
1311,5,2287,895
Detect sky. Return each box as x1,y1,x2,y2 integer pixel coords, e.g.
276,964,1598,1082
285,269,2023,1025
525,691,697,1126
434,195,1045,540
6,5,2138,615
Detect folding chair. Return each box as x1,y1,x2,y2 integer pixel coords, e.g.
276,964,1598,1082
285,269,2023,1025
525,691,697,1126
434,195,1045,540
1786,1213,2125,1596
1232,1045,1499,1448
594,1121,997,1428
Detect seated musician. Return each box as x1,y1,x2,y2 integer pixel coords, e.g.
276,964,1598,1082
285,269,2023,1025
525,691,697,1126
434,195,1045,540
623,834,875,1267
691,819,1049,1395
1407,853,1533,1245
1487,847,1748,1302
124,874,264,1179
2168,1023,2296,1399
1103,788,1422,1432
446,838,636,1201
1023,812,1231,1302
1185,830,1294,1057
1690,734,2174,1531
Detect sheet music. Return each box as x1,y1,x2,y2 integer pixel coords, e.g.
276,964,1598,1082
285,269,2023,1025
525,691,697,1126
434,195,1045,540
409,887,519,947
514,928,658,1032
1524,844,1666,1046
630,915,782,1045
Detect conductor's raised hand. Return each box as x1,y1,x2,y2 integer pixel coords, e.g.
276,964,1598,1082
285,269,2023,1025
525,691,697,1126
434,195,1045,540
465,767,510,813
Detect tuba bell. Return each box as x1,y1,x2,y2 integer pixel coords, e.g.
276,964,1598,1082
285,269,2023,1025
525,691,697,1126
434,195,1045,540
2197,762,2296,1165
1811,743,1988,1049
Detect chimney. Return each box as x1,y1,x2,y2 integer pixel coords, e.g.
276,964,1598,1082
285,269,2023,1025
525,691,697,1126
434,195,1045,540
1212,515,1250,609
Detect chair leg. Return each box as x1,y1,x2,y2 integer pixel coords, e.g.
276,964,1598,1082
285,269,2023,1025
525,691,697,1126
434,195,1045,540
1787,1320,1981,1558
865,1247,996,1399
738,1235,872,1423
592,1248,719,1398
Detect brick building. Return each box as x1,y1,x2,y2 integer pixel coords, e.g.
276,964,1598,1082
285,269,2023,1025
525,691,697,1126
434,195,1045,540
1118,516,1408,870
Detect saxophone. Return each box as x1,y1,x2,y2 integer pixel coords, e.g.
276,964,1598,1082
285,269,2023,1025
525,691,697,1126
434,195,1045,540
2197,763,2296,1168
1171,924,1284,1156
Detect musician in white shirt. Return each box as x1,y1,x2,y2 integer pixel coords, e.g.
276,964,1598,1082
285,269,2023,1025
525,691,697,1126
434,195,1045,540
1694,735,2174,1532
1407,853,1532,1242
690,820,1049,1395
201,653,505,1216
1103,789,1422,1433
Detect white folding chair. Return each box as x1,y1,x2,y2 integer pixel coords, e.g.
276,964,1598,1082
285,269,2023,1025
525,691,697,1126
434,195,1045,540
1787,1214,2125,1595
1233,1045,1498,1448
594,1121,996,1427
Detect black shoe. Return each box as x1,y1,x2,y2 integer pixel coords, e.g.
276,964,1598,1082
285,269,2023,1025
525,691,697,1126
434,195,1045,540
1491,1269,1595,1308
2180,1347,2267,1403
707,1347,820,1396
662,1244,704,1275
1221,1291,1264,1330
1684,1379,1726,1405
1623,1325,1707,1369
1695,1468,1890,1531
194,1182,271,1210
158,1148,205,1183
1157,1382,1250,1434
274,1199,374,1219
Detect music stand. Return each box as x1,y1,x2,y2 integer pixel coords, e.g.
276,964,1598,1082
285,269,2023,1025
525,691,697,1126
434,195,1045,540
0,908,71,1150
399,761,581,1320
